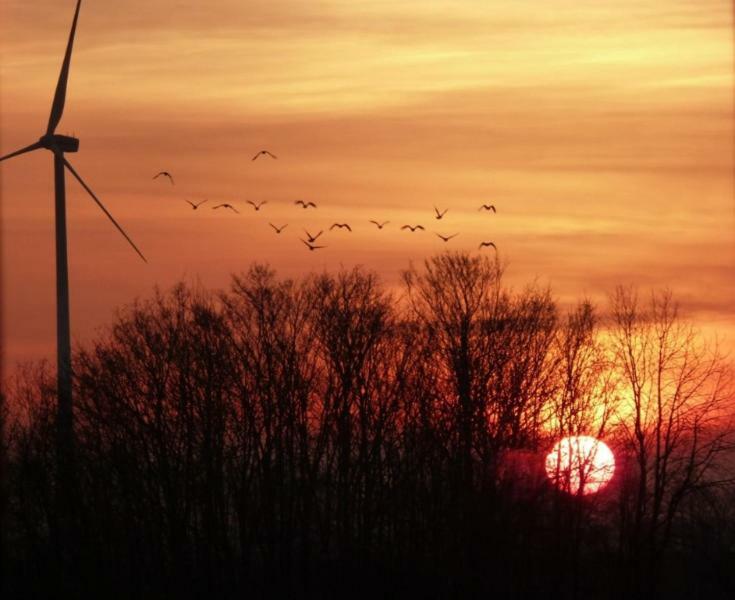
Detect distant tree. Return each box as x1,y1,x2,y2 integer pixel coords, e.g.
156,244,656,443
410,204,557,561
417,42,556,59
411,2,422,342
543,301,618,593
304,268,396,574
609,287,735,595
402,252,505,496
3,362,57,592
402,252,562,595
548,301,616,443
3,261,735,600
221,264,320,594
403,253,559,483
74,283,237,593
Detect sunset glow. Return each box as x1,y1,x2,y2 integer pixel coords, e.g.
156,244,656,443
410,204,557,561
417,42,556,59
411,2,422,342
2,3,733,597
1,0,733,370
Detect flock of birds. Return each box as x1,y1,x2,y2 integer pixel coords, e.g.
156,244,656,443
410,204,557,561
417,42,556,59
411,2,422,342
153,150,499,253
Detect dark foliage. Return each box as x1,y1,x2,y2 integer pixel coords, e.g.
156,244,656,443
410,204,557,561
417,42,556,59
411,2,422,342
3,254,734,599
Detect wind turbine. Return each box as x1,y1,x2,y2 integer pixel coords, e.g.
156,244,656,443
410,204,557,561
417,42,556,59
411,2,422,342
0,0,146,528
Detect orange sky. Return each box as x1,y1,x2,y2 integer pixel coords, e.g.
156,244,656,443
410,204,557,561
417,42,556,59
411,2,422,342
1,0,733,370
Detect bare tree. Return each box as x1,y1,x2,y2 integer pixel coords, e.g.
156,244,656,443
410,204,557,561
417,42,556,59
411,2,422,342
609,287,735,595
3,262,734,600
222,264,321,594
403,252,504,496
548,301,616,443
542,300,621,598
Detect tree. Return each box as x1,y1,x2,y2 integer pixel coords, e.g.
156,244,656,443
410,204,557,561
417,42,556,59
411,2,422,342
3,262,735,599
610,287,735,595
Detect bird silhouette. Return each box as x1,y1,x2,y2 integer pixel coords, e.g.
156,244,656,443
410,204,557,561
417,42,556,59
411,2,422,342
434,206,448,220
252,150,277,161
330,223,352,232
479,204,497,213
369,220,389,229
153,171,174,185
269,223,288,234
212,203,239,214
401,225,425,232
479,241,497,250
185,198,208,210
301,239,326,251
247,200,267,211
304,229,323,243
435,233,458,242
295,200,317,209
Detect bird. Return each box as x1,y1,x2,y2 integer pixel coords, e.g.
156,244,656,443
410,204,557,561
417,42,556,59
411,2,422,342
153,171,174,185
252,150,277,161
247,200,267,211
479,204,497,213
435,233,458,242
212,203,239,214
369,220,389,229
269,223,288,234
295,200,317,209
304,229,323,243
434,206,448,220
401,225,425,232
301,239,326,251
185,198,208,210
330,223,352,232
479,241,497,250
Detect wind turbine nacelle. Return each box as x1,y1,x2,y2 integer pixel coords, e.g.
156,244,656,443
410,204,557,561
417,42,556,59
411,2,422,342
39,134,79,153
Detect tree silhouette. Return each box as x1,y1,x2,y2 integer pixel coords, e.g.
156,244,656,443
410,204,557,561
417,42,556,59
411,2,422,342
609,287,735,596
2,254,734,599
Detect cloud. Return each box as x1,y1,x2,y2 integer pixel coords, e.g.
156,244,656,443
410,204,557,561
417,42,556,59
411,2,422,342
2,0,733,368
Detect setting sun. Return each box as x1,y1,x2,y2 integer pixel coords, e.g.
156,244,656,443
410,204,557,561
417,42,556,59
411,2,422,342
545,436,616,495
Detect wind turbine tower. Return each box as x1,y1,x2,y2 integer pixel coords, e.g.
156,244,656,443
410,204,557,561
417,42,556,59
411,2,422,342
0,0,146,539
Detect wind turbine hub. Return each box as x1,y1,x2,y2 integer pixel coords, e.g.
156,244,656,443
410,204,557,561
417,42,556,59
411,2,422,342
39,134,79,153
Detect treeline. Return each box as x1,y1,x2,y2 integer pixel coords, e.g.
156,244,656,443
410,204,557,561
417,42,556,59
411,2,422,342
2,253,734,599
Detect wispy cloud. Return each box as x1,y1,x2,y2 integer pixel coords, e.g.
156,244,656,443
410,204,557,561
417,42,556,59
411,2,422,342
1,0,733,366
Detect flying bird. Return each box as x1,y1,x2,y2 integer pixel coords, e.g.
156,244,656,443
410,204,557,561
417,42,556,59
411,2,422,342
247,200,267,211
434,206,448,220
185,198,208,210
212,203,239,214
295,200,317,209
401,225,425,232
252,150,278,161
301,239,326,251
153,171,174,185
330,223,352,232
479,204,497,213
304,229,323,243
269,223,288,234
479,241,497,250
369,220,389,229
435,233,458,242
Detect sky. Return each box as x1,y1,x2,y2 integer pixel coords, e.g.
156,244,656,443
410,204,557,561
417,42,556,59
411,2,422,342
1,0,733,371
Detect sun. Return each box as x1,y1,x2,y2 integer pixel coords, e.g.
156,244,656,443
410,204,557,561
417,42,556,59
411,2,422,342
545,436,615,495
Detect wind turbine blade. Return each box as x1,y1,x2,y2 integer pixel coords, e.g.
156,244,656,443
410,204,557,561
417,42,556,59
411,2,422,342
63,157,148,263
0,142,43,163
46,0,83,135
